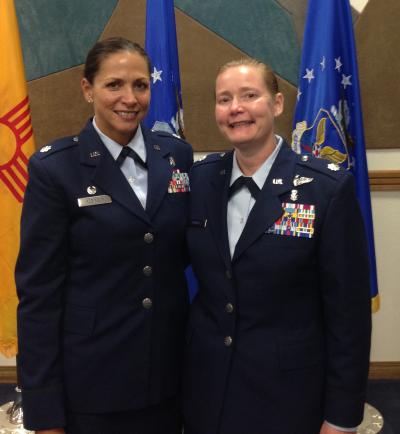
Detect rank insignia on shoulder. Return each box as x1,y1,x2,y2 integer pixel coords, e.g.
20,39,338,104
293,174,314,187
40,145,52,153
73,136,79,142
267,202,315,239
327,163,340,171
168,169,190,193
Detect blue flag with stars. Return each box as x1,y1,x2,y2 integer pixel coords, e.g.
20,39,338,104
144,0,198,299
144,0,184,136
292,0,379,312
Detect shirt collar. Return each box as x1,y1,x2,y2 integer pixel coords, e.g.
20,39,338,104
92,117,146,162
230,135,283,189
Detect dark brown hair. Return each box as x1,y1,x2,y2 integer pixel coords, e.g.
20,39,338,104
83,37,151,84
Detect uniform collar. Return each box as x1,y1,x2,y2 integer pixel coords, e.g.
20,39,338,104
92,117,146,163
230,135,283,189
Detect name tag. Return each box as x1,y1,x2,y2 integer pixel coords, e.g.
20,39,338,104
77,195,112,207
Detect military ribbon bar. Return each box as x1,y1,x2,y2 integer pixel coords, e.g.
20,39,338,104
268,203,315,239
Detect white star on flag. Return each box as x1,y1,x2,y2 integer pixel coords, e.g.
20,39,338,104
303,68,315,83
341,74,352,89
335,57,343,72
151,66,163,84
320,56,326,71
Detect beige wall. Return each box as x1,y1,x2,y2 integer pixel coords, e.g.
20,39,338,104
367,150,400,361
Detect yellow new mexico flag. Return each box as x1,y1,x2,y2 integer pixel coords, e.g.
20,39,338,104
0,0,35,358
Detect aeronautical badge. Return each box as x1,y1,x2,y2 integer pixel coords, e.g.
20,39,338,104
327,163,340,171
168,169,190,193
293,174,314,187
267,203,315,239
40,145,52,153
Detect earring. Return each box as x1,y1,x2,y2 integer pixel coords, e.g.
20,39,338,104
87,97,93,103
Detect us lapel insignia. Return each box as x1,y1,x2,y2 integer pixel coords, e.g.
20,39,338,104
90,151,101,158
87,186,97,195
153,144,161,151
293,174,314,187
169,156,176,167
272,178,283,185
290,189,299,201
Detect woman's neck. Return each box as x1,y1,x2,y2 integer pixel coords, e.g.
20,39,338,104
235,136,277,176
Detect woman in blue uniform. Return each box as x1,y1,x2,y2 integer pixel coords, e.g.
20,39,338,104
16,37,192,434
183,58,371,434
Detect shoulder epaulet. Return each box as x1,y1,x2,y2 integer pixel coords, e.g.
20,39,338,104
296,153,346,180
151,130,192,147
36,135,79,160
193,152,227,168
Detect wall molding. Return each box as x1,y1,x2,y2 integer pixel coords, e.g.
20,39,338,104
1,362,400,384
0,367,16,384
369,362,400,379
369,170,400,191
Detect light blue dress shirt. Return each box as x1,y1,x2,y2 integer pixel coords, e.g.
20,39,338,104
227,136,282,258
92,118,148,209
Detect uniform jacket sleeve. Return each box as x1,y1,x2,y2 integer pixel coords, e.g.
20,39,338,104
318,172,372,427
16,154,69,430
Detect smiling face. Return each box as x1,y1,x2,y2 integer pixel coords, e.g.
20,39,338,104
215,65,283,153
81,50,150,145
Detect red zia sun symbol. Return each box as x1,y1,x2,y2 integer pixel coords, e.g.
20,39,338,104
0,96,33,203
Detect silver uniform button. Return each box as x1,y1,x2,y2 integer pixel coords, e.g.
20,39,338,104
224,336,233,347
143,266,152,276
225,303,234,314
144,233,154,244
142,298,152,309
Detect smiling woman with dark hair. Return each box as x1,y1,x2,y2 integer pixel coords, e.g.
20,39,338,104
16,37,192,434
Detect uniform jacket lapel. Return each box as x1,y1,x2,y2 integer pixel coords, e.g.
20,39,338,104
232,143,296,263
78,121,151,225
206,153,233,272
142,127,174,220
